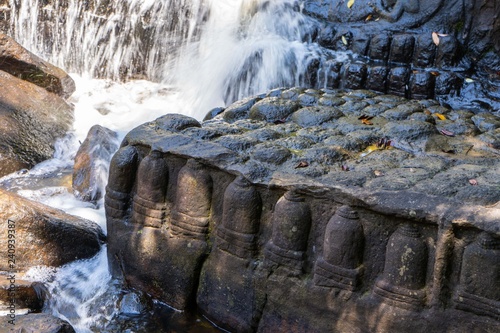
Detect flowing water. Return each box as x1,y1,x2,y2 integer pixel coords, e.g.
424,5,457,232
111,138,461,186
1,0,327,331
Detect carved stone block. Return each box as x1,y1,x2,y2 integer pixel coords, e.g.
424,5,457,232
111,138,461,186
314,205,364,291
265,191,311,273
455,233,500,320
170,159,212,239
374,224,428,310
132,150,168,228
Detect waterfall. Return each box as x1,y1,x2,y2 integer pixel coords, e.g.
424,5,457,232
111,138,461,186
8,0,322,114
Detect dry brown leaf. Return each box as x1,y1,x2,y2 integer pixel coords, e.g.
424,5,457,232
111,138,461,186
374,170,384,177
432,32,440,46
365,14,373,21
295,161,309,169
430,71,440,76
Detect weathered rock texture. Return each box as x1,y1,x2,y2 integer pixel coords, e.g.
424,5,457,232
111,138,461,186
73,125,119,203
0,70,74,177
107,88,500,332
0,32,75,98
0,189,105,271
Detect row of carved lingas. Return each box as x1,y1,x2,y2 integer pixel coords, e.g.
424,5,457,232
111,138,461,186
348,33,457,69
217,175,261,259
319,61,459,100
455,232,500,320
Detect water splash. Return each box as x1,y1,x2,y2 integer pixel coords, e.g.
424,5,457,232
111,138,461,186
9,0,323,118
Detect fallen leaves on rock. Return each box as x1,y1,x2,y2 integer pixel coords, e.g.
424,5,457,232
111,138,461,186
365,14,373,21
432,32,440,46
374,170,384,177
434,113,447,120
465,78,475,83
341,164,350,171
295,161,309,169
439,128,455,137
347,0,355,8
358,114,374,125
341,36,348,45
469,179,478,186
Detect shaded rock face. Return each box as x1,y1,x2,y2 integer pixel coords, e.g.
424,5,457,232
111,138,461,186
0,33,75,98
0,189,105,271
73,125,119,203
0,70,74,177
0,313,75,333
106,89,500,332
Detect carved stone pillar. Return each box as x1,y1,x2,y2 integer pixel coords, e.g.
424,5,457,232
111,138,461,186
132,150,168,228
217,175,261,258
170,159,213,240
374,223,428,310
265,190,311,273
455,232,500,320
314,205,364,291
105,145,138,220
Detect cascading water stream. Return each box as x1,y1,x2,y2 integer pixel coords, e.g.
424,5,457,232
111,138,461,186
2,0,327,331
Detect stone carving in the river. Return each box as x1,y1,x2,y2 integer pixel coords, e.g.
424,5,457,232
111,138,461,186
217,175,262,258
197,175,262,332
170,159,213,240
314,205,364,291
132,151,169,228
374,224,428,310
455,232,500,320
265,190,311,274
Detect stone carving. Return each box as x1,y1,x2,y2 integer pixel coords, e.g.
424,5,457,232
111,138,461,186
197,175,262,332
217,175,262,258
372,0,421,22
105,145,139,220
455,232,500,320
132,150,168,228
265,190,311,273
170,159,213,239
314,205,364,291
374,223,428,310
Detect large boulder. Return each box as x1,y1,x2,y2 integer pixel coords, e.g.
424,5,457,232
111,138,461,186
0,32,75,98
0,70,74,177
0,313,75,333
0,189,105,271
73,125,119,203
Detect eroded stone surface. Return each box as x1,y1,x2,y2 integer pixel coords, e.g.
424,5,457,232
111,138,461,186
106,88,500,332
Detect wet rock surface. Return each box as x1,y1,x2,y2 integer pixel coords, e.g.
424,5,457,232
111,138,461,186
0,189,105,271
72,125,119,203
0,32,75,98
0,70,74,177
0,313,76,333
107,88,500,333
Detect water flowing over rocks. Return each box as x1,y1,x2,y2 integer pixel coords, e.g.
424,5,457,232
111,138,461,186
72,125,119,203
107,88,500,332
0,189,105,271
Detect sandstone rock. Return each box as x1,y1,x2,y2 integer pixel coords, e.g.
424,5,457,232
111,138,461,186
0,313,75,333
0,189,105,271
0,71,74,177
0,33,75,98
107,88,500,333
72,125,119,202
